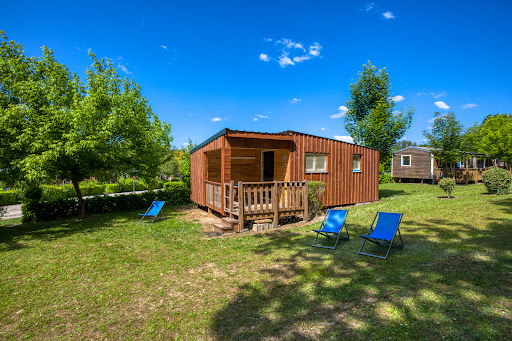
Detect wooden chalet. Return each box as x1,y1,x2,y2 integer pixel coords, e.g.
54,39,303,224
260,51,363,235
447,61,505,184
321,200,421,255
190,129,380,234
392,146,500,184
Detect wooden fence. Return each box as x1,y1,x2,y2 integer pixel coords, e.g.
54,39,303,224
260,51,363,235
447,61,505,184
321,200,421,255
205,180,222,211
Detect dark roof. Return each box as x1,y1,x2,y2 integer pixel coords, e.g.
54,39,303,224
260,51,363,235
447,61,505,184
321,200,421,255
393,145,487,155
190,128,379,154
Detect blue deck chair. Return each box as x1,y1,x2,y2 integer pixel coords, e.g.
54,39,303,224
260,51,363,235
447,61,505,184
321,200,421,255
312,209,350,249
138,201,166,224
358,212,403,260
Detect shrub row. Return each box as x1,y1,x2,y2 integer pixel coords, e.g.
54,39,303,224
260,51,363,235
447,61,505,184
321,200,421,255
22,182,191,222
0,190,21,206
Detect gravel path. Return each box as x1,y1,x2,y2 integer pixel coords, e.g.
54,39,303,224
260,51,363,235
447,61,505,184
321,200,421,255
0,190,157,220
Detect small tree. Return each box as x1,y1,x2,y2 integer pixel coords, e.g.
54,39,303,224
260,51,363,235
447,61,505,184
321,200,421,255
438,178,456,199
423,112,465,177
344,61,414,171
178,139,197,188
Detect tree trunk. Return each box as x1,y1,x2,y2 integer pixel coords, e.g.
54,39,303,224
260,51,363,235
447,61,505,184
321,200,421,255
73,180,85,220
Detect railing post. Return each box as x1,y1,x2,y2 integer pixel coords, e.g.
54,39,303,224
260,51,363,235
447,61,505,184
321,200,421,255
303,181,308,223
229,181,234,218
238,181,244,229
273,181,279,228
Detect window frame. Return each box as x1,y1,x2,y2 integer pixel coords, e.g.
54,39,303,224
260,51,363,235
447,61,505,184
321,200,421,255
305,153,328,173
401,155,412,167
352,154,362,172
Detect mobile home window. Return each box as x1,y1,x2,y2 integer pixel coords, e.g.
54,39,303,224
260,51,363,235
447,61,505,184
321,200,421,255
352,155,361,171
305,153,327,172
401,155,411,166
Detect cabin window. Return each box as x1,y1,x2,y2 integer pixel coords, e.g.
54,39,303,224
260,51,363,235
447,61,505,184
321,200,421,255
352,155,361,172
401,155,411,166
305,153,327,172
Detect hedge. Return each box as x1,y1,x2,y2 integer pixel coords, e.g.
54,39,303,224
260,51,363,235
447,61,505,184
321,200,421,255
22,182,191,222
0,190,21,206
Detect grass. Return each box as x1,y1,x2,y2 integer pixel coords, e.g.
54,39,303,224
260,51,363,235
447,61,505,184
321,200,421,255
0,184,511,340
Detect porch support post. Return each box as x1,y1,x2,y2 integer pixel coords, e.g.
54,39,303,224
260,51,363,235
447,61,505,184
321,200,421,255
229,180,234,218
238,181,244,229
303,180,308,223
221,146,225,213
273,180,279,228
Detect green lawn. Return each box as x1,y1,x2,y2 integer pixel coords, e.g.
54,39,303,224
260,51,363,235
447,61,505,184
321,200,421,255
1,184,511,340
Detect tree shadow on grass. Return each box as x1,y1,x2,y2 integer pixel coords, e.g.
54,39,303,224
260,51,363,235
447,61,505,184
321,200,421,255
0,207,182,252
211,218,512,340
379,189,409,200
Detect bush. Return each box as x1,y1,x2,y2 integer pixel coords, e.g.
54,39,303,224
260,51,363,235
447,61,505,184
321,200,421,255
0,190,21,206
79,182,104,196
105,183,122,194
379,173,393,184
438,178,456,198
42,184,76,201
23,186,43,202
483,167,512,195
22,181,191,222
307,181,326,218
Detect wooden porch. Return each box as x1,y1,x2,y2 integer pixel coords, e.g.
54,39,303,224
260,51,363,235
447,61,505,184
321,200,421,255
205,180,308,232
433,167,496,184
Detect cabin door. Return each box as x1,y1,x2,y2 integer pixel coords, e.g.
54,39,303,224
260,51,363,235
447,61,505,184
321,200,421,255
262,151,274,181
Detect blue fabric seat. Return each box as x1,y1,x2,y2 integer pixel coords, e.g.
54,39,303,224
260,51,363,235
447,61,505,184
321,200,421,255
358,212,403,259
138,201,166,224
312,209,349,249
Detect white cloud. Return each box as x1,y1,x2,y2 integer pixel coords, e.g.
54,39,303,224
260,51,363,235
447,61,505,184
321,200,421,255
462,103,478,110
293,55,311,63
334,135,354,144
382,11,395,19
331,105,348,119
417,92,426,96
87,48,92,53
117,63,132,74
160,45,168,50
434,101,450,110
392,95,405,102
256,114,268,119
183,142,189,146
289,98,302,104
212,117,222,122
260,38,321,68
259,53,270,62
278,55,295,68
400,136,407,141
320,128,326,131
364,3,375,11
431,91,447,99
253,118,258,122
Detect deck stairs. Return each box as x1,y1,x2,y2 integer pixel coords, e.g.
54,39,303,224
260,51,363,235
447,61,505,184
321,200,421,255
213,217,240,235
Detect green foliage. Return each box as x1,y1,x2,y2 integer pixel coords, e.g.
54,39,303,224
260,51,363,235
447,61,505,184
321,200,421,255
394,140,418,151
0,32,172,219
344,61,413,167
423,112,465,176
179,139,197,188
0,190,20,206
482,167,512,195
23,186,42,203
461,122,481,153
438,178,456,198
478,114,512,165
41,184,76,201
379,173,393,184
307,181,326,218
22,182,190,222
105,183,122,194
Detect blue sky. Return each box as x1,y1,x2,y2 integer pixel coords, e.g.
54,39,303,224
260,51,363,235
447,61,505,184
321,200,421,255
2,0,511,147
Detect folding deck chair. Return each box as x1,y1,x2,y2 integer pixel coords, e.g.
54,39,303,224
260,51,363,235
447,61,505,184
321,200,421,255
138,201,166,224
312,209,350,249
358,212,403,260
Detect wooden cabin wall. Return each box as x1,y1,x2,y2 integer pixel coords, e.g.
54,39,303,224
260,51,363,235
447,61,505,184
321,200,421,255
190,135,226,206
230,148,291,182
206,150,221,182
392,149,431,180
289,133,379,207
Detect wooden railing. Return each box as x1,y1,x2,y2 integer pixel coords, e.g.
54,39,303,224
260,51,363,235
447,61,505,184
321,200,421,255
434,168,486,184
205,181,222,211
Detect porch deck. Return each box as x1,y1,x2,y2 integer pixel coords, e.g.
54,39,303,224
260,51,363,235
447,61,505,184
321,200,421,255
205,180,308,229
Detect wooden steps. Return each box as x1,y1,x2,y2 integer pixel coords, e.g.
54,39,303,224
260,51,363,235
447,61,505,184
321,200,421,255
213,217,240,235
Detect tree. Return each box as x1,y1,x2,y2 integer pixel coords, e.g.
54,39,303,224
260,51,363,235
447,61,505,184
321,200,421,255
344,61,413,170
423,112,465,176
178,139,197,188
478,114,512,169
394,140,418,151
461,122,481,153
0,32,172,218
159,150,181,180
